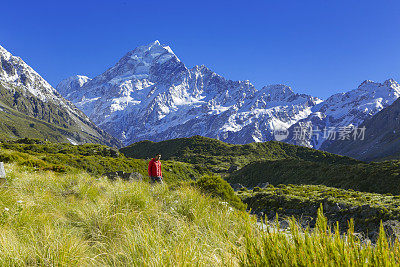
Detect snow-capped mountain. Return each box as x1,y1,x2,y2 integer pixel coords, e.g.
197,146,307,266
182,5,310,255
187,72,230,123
322,95,400,161
287,79,400,148
56,41,400,148
0,44,120,147
57,41,321,145
0,45,64,102
56,75,91,98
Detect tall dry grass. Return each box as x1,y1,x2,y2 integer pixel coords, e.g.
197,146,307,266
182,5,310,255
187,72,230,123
0,163,399,266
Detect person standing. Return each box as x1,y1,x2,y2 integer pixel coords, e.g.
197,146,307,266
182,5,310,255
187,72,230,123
148,154,163,184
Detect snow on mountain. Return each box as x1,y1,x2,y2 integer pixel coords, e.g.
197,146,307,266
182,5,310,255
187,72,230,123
322,93,400,161
0,44,121,147
0,44,87,118
287,78,400,148
56,41,400,148
56,75,91,98
57,41,321,145
0,44,61,102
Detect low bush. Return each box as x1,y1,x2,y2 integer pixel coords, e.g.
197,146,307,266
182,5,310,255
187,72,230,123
195,174,246,211
239,184,400,240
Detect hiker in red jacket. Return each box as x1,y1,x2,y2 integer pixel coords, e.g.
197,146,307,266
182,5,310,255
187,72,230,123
148,154,163,184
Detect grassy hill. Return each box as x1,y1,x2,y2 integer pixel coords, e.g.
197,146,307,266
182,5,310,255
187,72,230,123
0,139,205,184
0,139,400,264
121,135,359,172
0,102,105,144
228,159,400,195
0,82,121,147
0,163,255,265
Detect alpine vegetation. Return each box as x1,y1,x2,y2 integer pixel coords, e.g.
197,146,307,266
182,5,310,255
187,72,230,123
0,162,399,266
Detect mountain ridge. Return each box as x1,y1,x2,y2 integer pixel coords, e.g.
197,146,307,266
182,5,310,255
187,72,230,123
0,44,121,147
56,41,400,150
57,41,320,146
322,96,400,161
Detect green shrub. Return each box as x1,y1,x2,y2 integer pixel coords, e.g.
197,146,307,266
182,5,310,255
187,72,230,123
21,158,48,169
0,152,24,164
195,174,246,211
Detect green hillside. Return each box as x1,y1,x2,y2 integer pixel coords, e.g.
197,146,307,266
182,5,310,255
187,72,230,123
1,139,400,264
228,159,400,195
121,135,359,172
0,163,256,265
0,139,205,183
0,103,107,145
0,82,120,147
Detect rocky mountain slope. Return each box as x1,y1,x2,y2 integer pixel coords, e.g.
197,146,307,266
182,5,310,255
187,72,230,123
287,79,400,149
322,95,400,161
0,44,121,147
56,41,321,146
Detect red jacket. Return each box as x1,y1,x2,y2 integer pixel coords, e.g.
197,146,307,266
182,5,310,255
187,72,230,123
148,158,162,177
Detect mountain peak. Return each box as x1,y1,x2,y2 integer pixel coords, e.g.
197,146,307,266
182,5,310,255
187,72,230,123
0,43,58,101
383,78,399,88
358,80,381,89
126,40,178,62
91,41,184,84
257,84,296,102
0,44,13,61
0,44,120,147
357,79,400,91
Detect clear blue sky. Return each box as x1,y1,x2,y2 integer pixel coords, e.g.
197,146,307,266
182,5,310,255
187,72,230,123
1,0,399,99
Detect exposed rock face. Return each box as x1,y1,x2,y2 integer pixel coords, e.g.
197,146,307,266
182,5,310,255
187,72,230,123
0,44,121,147
287,79,400,149
322,95,400,161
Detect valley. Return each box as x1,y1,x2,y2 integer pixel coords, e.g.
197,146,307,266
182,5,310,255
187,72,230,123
1,40,400,265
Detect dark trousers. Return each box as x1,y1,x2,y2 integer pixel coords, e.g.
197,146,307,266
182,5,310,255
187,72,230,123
150,176,163,184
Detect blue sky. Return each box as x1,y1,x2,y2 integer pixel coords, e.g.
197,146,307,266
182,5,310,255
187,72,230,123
1,0,399,99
